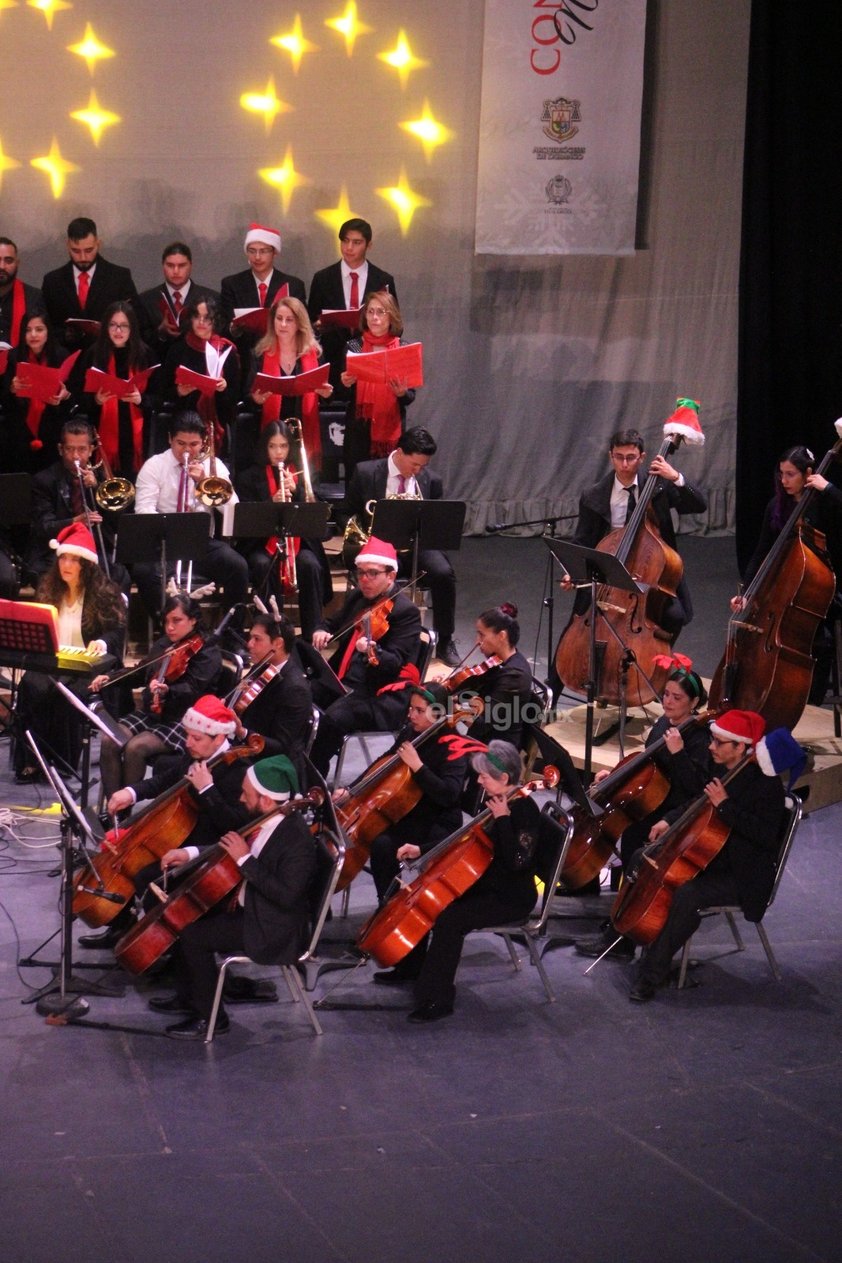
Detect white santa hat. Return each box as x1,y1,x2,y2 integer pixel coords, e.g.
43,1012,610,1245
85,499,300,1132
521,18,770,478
356,536,398,571
50,522,98,566
182,695,237,737
244,222,281,254
709,709,765,748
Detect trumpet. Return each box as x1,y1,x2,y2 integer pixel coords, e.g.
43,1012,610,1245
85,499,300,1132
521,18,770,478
91,432,135,512
195,422,233,508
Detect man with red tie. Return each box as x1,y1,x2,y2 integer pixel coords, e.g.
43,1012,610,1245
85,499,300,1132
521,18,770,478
220,223,306,359
40,216,138,350
135,241,220,360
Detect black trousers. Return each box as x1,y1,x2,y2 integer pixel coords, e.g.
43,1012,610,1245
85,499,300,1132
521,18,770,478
173,904,247,1019
636,864,740,986
245,545,324,641
309,690,407,775
133,539,249,620
398,549,455,643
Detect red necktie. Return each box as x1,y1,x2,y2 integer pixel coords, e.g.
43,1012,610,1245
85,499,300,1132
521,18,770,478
397,474,407,494
349,271,359,309
77,270,90,310
258,282,268,308
172,289,182,317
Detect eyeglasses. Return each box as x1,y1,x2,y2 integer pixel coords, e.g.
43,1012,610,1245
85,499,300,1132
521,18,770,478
246,246,273,256
367,307,388,317
108,322,130,331
709,737,736,747
356,568,388,578
611,452,641,464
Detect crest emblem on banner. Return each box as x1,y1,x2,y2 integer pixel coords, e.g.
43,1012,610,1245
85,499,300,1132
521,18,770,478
541,96,581,144
545,175,572,205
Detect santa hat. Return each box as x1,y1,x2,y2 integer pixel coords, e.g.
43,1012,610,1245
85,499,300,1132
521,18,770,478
246,754,299,801
756,727,807,790
710,709,765,748
664,396,705,446
50,522,98,566
182,695,237,737
244,222,281,254
356,536,398,571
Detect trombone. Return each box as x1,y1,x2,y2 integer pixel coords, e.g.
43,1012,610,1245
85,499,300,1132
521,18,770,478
91,430,135,512
73,458,111,579
285,417,316,502
195,422,234,509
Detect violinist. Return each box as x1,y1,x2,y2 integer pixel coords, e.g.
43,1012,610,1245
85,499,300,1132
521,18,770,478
233,612,313,762
92,592,222,801
575,657,711,960
308,536,422,775
235,421,332,641
398,740,543,1023
628,710,785,1003
731,445,842,704
333,681,470,914
461,603,534,750
149,755,316,1040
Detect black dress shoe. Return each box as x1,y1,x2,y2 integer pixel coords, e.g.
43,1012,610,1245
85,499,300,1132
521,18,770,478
407,1001,454,1023
166,1013,230,1040
437,639,462,669
78,924,128,950
148,994,196,1015
575,932,635,960
373,968,419,986
15,767,43,784
629,979,657,1003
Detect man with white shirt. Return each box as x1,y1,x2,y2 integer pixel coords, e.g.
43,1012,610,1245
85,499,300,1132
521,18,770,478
41,216,137,349
344,426,459,666
220,223,306,357
132,410,249,620
135,241,220,359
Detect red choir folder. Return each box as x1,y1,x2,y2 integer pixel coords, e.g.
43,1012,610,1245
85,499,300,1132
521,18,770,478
16,351,80,402
65,318,102,337
175,364,221,397
84,364,160,398
318,308,362,331
230,286,289,337
253,363,330,397
157,295,181,334
345,342,423,388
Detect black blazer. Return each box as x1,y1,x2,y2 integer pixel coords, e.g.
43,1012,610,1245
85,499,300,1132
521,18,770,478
316,584,422,698
574,469,707,552
239,658,314,760
41,257,139,347
0,280,45,345
240,810,316,963
129,751,252,847
345,458,443,520
135,282,220,359
307,261,397,323
220,268,307,351
29,460,120,574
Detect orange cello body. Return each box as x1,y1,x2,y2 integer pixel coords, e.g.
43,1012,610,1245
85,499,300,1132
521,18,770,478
554,436,689,707
357,772,558,968
71,735,264,928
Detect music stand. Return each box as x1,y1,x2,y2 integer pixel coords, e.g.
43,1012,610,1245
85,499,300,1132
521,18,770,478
116,513,210,608
52,678,128,809
0,472,31,524
230,500,331,614
370,498,465,596
20,730,125,1017
545,538,643,781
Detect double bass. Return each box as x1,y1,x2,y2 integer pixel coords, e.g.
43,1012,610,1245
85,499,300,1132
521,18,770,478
554,411,704,707
708,427,842,731
357,769,559,968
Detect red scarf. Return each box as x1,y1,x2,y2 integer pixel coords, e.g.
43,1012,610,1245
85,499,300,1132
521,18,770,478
23,349,47,448
184,332,235,452
98,352,144,473
259,346,321,465
9,279,26,347
264,463,300,591
354,331,402,453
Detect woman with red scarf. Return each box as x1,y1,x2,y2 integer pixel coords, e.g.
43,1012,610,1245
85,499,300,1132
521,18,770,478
2,312,71,473
340,290,416,485
248,296,332,474
160,296,240,460
72,301,154,479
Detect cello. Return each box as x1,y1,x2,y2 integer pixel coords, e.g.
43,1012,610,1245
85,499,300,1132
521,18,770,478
115,788,324,975
708,427,842,731
554,405,705,707
71,734,264,927
357,768,559,968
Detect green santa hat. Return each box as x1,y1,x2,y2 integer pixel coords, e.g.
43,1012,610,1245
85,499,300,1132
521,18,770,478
246,755,299,801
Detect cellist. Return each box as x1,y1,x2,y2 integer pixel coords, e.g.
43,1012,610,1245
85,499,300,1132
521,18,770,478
627,710,786,1003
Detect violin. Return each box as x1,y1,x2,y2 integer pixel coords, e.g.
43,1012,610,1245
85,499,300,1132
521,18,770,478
441,654,502,693
149,632,204,715
361,600,393,666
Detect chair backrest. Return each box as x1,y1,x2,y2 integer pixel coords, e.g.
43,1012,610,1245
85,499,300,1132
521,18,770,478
765,793,802,913
530,802,573,930
305,705,320,756
217,650,244,700
415,626,437,677
302,824,346,960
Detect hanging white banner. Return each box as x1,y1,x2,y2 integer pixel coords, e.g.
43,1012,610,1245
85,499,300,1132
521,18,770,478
475,0,648,255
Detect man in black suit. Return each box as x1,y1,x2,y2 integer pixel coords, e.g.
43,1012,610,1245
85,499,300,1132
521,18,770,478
346,426,459,667
220,222,306,358
234,613,313,764
308,217,398,390
135,240,220,361
41,216,138,349
152,754,316,1039
0,236,45,347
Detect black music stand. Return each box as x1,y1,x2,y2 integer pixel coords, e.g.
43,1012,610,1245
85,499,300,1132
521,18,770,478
52,678,128,809
231,500,330,614
0,471,31,525
370,498,466,596
20,730,125,1017
545,538,643,781
116,513,210,608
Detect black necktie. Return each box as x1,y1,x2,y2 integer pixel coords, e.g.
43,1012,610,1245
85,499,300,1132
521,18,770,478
625,485,637,523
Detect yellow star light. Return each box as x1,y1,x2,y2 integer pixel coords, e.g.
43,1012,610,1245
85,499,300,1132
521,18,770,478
259,146,311,215
239,77,291,133
315,187,359,242
270,14,318,74
30,137,79,199
0,136,21,191
70,89,121,146
325,2,372,57
400,100,455,162
27,0,71,29
375,168,431,237
67,22,115,73
378,31,428,89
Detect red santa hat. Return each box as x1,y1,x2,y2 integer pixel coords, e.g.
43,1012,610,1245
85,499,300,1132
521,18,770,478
244,222,281,254
663,397,705,446
356,536,398,571
709,709,765,748
50,522,98,566
182,695,237,737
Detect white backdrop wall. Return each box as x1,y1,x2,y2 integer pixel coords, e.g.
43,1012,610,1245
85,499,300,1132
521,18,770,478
0,0,749,533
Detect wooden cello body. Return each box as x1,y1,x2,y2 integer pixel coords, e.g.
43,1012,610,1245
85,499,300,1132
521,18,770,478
554,435,689,707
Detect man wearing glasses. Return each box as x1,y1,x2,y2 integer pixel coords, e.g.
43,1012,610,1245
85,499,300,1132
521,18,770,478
220,223,306,356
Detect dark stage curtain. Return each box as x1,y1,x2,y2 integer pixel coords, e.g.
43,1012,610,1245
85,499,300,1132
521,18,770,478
737,3,842,571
